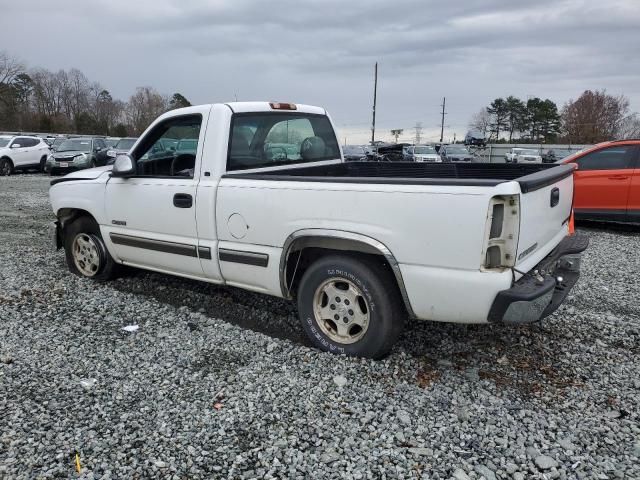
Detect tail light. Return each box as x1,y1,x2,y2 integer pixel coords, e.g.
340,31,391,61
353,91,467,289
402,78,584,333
269,102,297,110
482,195,520,270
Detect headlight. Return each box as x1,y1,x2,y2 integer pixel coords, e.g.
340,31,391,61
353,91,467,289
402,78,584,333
107,150,116,157
75,153,88,161
47,154,54,162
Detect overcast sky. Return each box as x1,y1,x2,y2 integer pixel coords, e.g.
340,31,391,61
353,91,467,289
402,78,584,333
2,0,639,143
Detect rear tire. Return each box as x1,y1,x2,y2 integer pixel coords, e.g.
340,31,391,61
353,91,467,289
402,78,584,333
297,255,404,359
40,156,47,172
0,158,13,176
63,216,119,282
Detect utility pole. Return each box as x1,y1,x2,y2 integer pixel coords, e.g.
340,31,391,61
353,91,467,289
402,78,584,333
371,62,378,146
413,122,423,144
439,97,447,143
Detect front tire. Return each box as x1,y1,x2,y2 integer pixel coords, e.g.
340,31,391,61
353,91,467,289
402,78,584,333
297,255,404,359
64,216,119,281
0,158,13,176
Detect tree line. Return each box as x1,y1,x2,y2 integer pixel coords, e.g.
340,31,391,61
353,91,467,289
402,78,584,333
0,51,192,137
470,91,639,144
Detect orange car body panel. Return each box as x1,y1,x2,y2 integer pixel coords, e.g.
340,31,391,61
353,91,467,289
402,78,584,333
562,140,640,222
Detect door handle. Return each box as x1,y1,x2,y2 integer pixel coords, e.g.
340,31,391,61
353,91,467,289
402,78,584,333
173,193,193,208
607,175,629,180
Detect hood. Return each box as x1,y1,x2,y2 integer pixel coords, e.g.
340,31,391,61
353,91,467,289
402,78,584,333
52,150,89,159
49,165,112,186
66,165,111,180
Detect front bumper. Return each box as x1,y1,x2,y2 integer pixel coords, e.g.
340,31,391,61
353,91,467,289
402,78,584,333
487,232,589,324
54,221,63,249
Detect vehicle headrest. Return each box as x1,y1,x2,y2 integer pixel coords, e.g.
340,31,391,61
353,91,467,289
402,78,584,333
231,129,250,155
171,153,195,176
301,136,326,160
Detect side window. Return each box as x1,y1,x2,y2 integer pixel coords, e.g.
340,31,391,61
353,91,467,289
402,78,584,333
132,114,201,178
95,139,106,149
12,137,29,148
577,146,635,171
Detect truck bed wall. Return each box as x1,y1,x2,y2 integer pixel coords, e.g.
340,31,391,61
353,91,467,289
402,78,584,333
216,179,521,323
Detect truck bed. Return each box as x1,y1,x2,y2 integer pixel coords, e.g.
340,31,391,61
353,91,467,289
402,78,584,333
226,162,574,193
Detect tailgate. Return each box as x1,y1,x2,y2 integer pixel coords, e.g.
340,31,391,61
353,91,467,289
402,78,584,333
515,165,574,269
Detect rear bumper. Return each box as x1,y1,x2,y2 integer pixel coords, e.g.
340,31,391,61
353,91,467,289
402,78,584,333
487,232,589,324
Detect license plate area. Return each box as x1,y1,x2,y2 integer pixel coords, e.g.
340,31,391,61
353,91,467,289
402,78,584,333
59,162,69,167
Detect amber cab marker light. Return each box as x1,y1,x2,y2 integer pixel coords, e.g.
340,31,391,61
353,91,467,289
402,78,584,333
270,102,297,110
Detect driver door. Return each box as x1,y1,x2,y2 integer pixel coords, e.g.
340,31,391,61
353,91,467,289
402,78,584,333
103,111,209,278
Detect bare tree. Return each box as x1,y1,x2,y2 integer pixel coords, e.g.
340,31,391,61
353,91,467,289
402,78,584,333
469,108,491,139
617,114,640,139
562,90,630,143
127,86,168,134
0,51,24,95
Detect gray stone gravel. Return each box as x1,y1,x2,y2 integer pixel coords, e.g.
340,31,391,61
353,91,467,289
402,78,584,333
1,173,639,479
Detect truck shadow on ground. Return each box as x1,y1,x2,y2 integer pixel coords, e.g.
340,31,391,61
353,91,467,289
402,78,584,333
112,269,583,398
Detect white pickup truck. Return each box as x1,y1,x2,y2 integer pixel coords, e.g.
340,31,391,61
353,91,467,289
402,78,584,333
50,102,588,358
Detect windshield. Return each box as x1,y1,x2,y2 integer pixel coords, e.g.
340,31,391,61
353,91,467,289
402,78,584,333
518,149,539,156
414,146,436,154
58,139,91,153
447,146,469,154
561,148,588,163
0,138,10,148
115,138,136,150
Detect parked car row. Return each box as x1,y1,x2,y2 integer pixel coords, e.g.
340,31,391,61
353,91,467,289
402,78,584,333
342,143,479,163
0,133,139,176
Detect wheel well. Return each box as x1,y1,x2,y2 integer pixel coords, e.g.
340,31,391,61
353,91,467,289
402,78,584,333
57,208,98,232
1,156,13,165
282,236,413,317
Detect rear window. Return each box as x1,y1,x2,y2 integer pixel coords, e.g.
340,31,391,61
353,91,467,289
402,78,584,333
227,113,340,171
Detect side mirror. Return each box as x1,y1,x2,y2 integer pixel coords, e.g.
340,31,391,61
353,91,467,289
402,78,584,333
10,143,21,149
111,154,136,177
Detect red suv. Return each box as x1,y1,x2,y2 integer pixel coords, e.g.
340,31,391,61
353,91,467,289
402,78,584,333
562,140,640,223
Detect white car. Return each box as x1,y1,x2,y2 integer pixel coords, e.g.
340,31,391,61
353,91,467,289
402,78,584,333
49,101,587,358
0,135,52,175
505,148,542,164
407,145,441,162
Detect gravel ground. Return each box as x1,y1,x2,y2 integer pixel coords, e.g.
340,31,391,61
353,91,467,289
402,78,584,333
1,173,639,480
